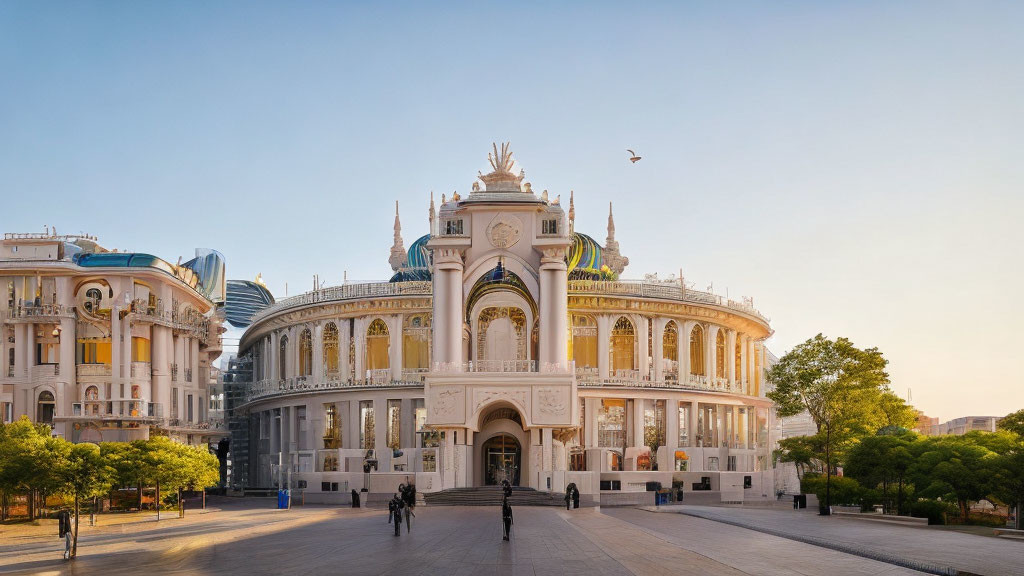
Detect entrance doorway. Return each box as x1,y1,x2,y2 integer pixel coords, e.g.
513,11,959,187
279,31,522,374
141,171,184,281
482,433,521,486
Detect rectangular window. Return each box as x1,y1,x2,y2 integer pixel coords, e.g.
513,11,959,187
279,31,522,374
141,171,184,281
444,219,464,235
76,339,111,364
674,451,689,471
678,402,691,447
697,403,718,448
187,394,194,422
323,403,341,448
359,400,375,450
131,337,151,363
387,399,401,450
707,456,720,471
171,388,179,419
579,398,586,448
422,448,436,472
597,398,626,448
542,219,558,235
642,399,666,453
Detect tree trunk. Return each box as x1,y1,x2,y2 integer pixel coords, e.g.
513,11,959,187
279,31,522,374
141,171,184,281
1016,499,1022,530
72,496,79,559
897,474,905,516
178,487,183,518
156,482,161,521
137,482,143,511
27,489,34,521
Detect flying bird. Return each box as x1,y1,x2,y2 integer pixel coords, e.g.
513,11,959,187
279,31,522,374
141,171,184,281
627,149,641,163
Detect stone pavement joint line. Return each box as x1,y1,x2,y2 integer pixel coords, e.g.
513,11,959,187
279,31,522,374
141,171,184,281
679,508,957,576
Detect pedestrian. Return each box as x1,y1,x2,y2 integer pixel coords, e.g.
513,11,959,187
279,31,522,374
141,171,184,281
58,509,72,560
392,495,404,537
564,490,571,510
388,495,395,524
404,500,415,532
572,485,580,509
501,496,513,541
351,489,360,508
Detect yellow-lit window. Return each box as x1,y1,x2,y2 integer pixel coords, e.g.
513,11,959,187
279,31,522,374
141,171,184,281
131,337,151,362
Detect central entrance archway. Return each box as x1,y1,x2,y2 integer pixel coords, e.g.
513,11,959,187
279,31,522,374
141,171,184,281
482,434,521,486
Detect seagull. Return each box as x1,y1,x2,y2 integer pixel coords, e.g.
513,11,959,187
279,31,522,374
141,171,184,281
627,149,641,163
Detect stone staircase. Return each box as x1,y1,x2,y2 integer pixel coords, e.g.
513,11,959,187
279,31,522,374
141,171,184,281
423,486,566,507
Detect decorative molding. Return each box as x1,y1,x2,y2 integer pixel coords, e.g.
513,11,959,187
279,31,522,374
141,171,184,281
474,389,527,413
485,214,523,249
538,387,566,415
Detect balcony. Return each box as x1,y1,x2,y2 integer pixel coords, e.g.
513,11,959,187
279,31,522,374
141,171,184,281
68,400,162,420
250,281,432,326
130,362,152,380
77,364,112,379
31,364,60,380
242,376,424,405
171,363,179,381
5,303,75,322
577,372,748,394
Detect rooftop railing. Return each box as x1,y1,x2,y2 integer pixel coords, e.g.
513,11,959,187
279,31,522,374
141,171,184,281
250,281,432,325
576,371,752,395
5,303,75,320
567,280,770,324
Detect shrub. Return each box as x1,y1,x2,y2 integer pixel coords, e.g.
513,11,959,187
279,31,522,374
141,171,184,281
909,499,957,525
801,474,863,507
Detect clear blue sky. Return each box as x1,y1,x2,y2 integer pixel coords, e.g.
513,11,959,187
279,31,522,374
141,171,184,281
2,2,1021,421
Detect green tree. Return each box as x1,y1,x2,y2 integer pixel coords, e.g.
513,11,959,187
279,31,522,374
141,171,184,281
774,435,824,478
0,416,61,520
135,437,218,519
767,334,891,514
52,442,114,558
844,430,917,514
909,433,997,520
995,410,1024,529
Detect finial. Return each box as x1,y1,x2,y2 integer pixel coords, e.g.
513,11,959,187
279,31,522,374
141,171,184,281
553,194,560,205
429,191,436,227
607,202,616,237
389,200,407,272
472,181,480,192
568,190,575,220
442,193,446,203
541,189,548,203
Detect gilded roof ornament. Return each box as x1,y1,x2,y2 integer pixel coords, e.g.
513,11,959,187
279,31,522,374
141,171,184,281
476,141,527,193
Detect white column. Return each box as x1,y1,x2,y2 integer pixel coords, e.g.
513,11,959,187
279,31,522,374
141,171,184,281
652,318,665,383
353,318,365,381
111,308,121,383
390,314,403,381
339,321,351,382
313,323,324,384
726,329,737,389
152,326,171,415
447,268,463,367
635,315,649,379
538,248,569,371
680,321,695,383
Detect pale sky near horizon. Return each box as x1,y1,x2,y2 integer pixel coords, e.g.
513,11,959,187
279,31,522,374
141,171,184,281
2,2,1021,422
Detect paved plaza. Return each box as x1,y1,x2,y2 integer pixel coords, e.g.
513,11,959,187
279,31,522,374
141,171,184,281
0,498,1017,576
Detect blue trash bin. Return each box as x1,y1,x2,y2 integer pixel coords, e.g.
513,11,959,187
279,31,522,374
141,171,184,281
277,489,290,509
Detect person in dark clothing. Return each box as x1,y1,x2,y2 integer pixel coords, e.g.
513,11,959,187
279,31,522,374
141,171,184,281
387,496,395,524
351,489,360,508
564,490,571,510
502,479,512,500
572,485,580,509
501,497,513,541
57,510,72,559
390,494,404,536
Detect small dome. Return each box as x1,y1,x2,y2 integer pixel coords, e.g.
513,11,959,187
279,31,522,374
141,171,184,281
407,234,430,269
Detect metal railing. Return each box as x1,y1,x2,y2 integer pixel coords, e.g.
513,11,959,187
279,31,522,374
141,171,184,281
466,359,537,373
567,280,770,323
185,367,193,383
5,303,74,320
250,281,432,325
171,363,179,381
576,373,749,394
77,364,112,377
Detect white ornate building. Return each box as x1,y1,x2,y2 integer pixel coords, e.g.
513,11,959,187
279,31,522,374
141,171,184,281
234,144,775,504
0,231,226,446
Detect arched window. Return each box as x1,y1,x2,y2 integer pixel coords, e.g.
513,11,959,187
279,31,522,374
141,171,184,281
279,335,288,380
366,319,390,371
323,322,339,377
571,315,598,372
610,316,635,374
663,321,678,380
37,391,55,424
715,329,726,379
298,328,313,377
476,307,527,362
689,324,705,376
84,385,100,416
85,385,99,400
402,314,430,371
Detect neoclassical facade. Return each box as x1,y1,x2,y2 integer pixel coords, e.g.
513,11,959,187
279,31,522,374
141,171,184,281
234,144,774,503
0,232,226,446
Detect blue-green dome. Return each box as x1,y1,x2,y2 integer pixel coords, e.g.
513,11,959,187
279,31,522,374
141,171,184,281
407,234,430,268
389,268,432,282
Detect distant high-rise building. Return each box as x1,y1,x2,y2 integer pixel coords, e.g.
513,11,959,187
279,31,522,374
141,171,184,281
225,278,275,329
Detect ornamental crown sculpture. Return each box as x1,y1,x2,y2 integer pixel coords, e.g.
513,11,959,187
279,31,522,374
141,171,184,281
476,142,527,193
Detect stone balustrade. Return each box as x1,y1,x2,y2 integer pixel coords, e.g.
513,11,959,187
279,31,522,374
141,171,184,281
242,376,424,404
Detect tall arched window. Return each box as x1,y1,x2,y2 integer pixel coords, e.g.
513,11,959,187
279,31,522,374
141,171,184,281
689,324,705,376
298,328,313,377
37,391,55,424
571,315,598,372
663,321,678,380
84,385,100,416
323,322,339,377
610,316,635,374
279,335,288,380
715,329,726,379
402,314,430,371
366,319,390,370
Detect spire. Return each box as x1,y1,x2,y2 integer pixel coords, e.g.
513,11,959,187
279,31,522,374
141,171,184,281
603,201,629,275
429,191,436,229
568,190,576,234
607,202,616,240
389,201,408,272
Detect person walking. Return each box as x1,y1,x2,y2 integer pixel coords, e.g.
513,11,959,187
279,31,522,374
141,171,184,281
58,509,72,560
501,496,513,541
564,490,571,510
388,496,394,524
392,495,404,537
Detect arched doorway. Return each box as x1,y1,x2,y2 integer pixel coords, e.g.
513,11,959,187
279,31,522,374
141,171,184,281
482,433,521,486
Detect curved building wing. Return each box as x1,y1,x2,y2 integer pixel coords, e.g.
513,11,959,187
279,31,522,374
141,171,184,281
225,279,275,328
